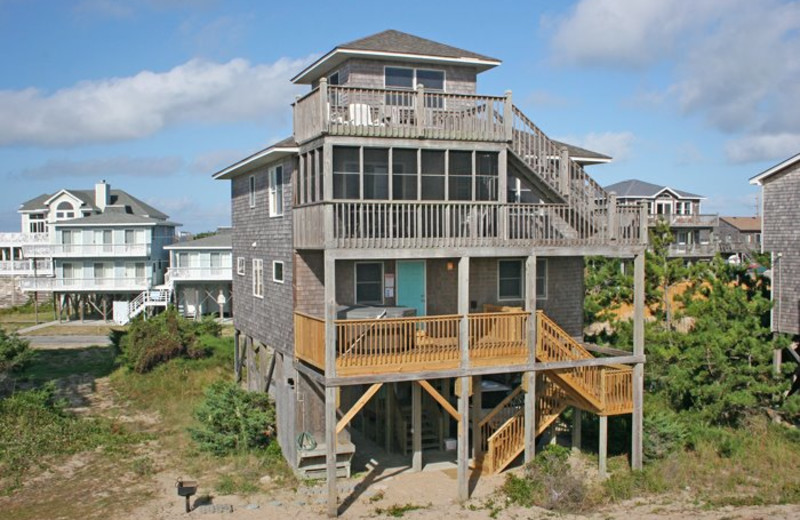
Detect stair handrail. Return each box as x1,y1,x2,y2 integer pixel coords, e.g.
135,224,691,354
478,385,524,429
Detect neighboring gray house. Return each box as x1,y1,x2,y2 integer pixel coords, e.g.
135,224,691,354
17,181,178,322
164,229,232,319
718,216,762,257
604,179,719,258
750,153,800,343
214,30,647,515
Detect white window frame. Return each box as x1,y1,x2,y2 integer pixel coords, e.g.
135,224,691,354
354,261,384,305
268,165,284,217
237,256,245,276
383,66,446,91
249,175,256,208
497,258,547,301
252,258,263,298
273,260,284,283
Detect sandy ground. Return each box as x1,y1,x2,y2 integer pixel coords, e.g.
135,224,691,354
120,468,800,520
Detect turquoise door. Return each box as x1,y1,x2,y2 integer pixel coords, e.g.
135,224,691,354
396,260,426,317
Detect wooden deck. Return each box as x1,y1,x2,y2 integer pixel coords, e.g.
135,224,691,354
294,201,645,250
295,310,633,417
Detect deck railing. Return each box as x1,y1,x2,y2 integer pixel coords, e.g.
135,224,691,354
18,276,150,292
295,311,531,377
293,83,509,144
294,312,326,370
0,259,53,275
0,232,49,245
23,243,150,257
602,367,634,415
294,201,645,250
647,213,719,227
166,266,232,283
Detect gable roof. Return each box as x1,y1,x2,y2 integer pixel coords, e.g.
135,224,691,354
720,216,761,232
603,179,703,199
19,188,169,219
213,137,298,180
292,30,501,84
749,152,800,185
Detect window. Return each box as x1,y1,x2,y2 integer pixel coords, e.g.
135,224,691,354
449,151,472,201
355,262,383,305
385,67,445,107
476,152,498,201
55,201,75,220
249,175,256,208
421,150,445,200
237,257,245,275
268,165,284,216
498,260,523,300
333,146,360,199
385,67,414,89
392,149,418,200
273,261,284,283
364,148,389,200
328,71,340,85
252,259,263,298
498,258,547,301
28,213,45,233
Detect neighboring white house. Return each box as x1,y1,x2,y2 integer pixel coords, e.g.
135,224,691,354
164,229,232,319
14,180,179,321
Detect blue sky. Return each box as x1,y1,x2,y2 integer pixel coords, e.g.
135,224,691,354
1,0,798,232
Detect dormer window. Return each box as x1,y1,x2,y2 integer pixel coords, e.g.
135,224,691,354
55,201,75,220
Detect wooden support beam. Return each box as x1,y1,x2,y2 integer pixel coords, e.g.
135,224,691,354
572,408,582,452
417,379,460,421
457,375,470,503
336,383,382,434
524,371,536,462
325,385,338,518
412,382,422,472
233,329,241,383
471,375,482,462
324,252,336,378
631,252,645,471
458,257,470,369
598,415,608,478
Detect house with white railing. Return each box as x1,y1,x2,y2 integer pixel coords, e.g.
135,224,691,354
213,31,647,516
14,180,178,321
164,228,232,319
604,179,719,258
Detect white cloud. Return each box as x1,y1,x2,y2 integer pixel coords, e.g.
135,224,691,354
0,56,309,147
725,134,800,164
558,131,635,162
19,155,184,179
525,89,569,108
548,0,800,163
188,148,250,174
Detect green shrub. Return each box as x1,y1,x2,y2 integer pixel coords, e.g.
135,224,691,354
189,381,274,455
0,326,32,375
119,308,218,373
502,444,588,513
643,408,689,462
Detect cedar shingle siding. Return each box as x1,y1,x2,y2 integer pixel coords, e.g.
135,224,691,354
762,163,800,335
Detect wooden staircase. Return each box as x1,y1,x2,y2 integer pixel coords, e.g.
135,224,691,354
478,311,634,474
395,396,442,455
